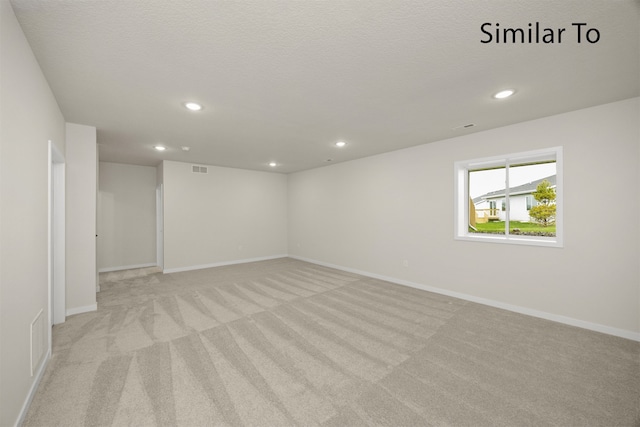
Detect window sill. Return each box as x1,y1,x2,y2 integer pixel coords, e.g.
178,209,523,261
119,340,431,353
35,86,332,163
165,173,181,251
455,234,563,248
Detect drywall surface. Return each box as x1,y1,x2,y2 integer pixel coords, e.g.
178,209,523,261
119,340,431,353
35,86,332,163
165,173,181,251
163,161,287,271
288,98,640,336
0,0,66,425
65,123,97,313
98,162,156,270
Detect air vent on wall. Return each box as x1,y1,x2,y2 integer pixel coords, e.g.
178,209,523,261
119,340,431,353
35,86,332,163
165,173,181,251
192,165,208,174
453,123,476,130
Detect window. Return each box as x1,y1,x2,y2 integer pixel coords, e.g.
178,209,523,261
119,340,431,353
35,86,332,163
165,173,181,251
526,195,534,210
454,146,562,247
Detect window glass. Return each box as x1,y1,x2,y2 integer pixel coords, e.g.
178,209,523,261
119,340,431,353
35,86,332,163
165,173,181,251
469,167,505,235
509,161,557,236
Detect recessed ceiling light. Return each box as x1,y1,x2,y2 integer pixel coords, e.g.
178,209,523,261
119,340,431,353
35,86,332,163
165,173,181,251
493,89,515,99
268,162,277,167
183,102,203,111
335,141,347,148
154,145,166,151
181,146,190,152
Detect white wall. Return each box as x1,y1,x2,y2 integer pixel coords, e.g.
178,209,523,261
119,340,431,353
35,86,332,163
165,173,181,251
98,162,157,271
163,161,287,272
65,123,97,314
0,1,66,425
288,98,640,338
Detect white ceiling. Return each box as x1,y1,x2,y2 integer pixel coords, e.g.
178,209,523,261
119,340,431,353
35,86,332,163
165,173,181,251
10,0,640,173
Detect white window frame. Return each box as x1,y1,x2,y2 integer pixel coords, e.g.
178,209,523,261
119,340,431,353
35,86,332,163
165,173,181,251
454,146,563,248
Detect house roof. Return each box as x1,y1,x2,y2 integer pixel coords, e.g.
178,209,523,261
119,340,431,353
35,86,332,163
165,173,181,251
473,175,556,204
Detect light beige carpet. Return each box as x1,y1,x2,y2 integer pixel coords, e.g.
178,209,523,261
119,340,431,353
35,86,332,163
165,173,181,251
24,258,640,426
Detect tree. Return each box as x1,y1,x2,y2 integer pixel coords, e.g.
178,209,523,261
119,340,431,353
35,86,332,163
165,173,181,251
529,180,556,226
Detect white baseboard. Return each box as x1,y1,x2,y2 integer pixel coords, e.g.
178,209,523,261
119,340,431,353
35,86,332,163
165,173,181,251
163,254,289,274
14,348,50,427
98,263,157,273
290,255,640,342
66,303,97,317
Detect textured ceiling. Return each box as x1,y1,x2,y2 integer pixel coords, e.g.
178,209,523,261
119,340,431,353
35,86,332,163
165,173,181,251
10,0,640,173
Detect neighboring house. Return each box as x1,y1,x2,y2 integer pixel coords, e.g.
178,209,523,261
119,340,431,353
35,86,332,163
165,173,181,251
473,175,556,223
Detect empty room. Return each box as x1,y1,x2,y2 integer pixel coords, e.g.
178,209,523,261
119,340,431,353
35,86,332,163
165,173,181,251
1,0,639,426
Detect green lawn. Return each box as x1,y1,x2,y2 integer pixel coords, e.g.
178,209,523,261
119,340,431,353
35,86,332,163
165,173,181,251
471,221,556,236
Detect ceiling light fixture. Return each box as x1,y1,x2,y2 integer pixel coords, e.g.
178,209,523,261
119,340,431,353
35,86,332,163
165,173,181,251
268,162,277,167
335,141,347,148
493,89,515,99
154,145,166,151
181,146,190,152
183,102,203,111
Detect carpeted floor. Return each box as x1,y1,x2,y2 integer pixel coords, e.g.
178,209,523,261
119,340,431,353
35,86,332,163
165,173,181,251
24,258,640,426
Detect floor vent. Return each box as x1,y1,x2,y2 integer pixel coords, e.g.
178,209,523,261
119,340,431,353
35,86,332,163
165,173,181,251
192,165,208,174
30,309,45,376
